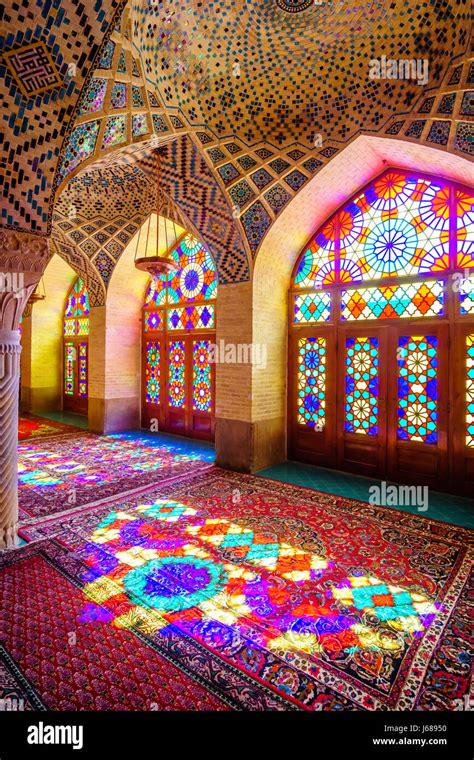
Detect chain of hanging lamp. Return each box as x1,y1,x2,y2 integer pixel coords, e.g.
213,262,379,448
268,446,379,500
27,275,46,305
134,149,179,278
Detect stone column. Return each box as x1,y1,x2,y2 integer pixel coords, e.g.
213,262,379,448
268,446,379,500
0,230,49,548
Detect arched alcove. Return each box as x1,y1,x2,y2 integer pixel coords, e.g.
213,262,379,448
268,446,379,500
250,136,474,474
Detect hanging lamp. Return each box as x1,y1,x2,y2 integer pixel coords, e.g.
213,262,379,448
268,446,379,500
134,150,179,277
27,276,46,306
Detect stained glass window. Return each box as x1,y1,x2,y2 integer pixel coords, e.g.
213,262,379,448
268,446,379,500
455,189,474,270
144,311,163,332
64,343,75,396
297,337,326,429
397,336,438,444
293,292,331,324
144,235,217,307
341,281,445,321
145,342,160,404
78,342,88,398
459,274,474,315
143,233,217,426
345,337,379,436
169,341,185,408
193,340,212,412
340,174,450,282
64,279,90,337
167,305,215,331
291,172,473,320
467,335,474,448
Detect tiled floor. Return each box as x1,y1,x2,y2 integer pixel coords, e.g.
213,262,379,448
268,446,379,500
259,461,474,530
37,410,89,430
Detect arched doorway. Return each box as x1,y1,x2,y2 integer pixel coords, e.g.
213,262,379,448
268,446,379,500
142,234,217,440
288,169,474,494
63,277,90,415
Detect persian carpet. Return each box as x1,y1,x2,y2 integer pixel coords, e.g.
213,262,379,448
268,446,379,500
18,432,214,521
13,469,473,711
18,414,81,442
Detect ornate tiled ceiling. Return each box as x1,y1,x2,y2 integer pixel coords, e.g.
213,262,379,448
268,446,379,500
52,134,250,298
1,0,472,283
132,0,471,148
0,0,127,234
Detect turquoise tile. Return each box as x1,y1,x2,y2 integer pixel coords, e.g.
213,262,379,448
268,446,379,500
258,461,474,530
36,411,89,430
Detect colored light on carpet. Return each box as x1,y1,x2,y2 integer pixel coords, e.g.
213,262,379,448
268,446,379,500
18,434,213,520
15,469,472,710
82,496,439,672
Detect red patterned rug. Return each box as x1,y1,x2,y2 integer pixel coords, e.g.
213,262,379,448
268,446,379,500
18,433,214,521
10,468,472,711
18,414,81,442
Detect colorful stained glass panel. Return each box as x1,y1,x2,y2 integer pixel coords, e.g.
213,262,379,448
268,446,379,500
341,281,445,321
459,273,474,314
339,173,450,281
167,305,215,331
144,311,163,332
467,335,474,448
293,292,331,324
293,221,337,289
65,278,90,318
145,342,160,405
64,343,75,396
397,336,438,443
169,341,185,408
345,337,379,435
64,279,90,337
145,277,167,306
193,340,212,412
297,337,326,429
78,342,88,398
455,189,474,270
167,236,217,304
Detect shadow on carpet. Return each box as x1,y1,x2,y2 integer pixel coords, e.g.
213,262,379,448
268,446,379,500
9,468,473,711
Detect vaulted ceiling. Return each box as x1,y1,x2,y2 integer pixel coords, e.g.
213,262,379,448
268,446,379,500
1,0,472,299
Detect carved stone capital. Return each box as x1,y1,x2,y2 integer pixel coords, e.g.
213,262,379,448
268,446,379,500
0,229,50,274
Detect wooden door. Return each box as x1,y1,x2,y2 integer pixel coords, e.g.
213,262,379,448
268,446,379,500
142,333,215,441
386,323,449,488
288,326,337,467
453,323,474,494
63,338,88,415
336,326,388,478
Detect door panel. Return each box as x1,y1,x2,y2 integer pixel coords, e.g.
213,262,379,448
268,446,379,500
289,327,337,467
337,327,388,477
453,325,474,494
142,331,215,441
387,324,449,488
63,338,88,415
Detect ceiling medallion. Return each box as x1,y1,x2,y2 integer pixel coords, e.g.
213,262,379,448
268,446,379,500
275,0,314,12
